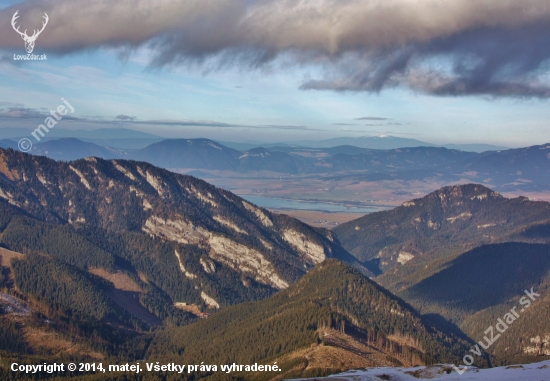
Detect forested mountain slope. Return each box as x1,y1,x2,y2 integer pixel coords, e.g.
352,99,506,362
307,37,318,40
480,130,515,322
0,147,368,365
334,184,550,366
147,260,477,380
0,148,359,308
334,184,550,276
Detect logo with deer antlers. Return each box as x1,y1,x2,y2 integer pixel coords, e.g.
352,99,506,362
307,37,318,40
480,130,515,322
11,11,49,54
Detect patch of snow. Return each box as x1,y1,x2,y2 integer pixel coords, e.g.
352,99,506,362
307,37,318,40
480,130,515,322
112,161,137,181
130,186,146,198
188,186,218,207
201,291,220,309
242,201,273,227
259,238,273,250
145,171,165,196
446,212,473,223
0,187,20,207
427,220,439,230
289,359,550,380
524,334,550,356
471,194,488,201
200,258,216,274
403,201,416,207
206,142,222,150
136,166,146,178
174,250,197,279
36,173,49,186
143,199,153,210
397,252,414,265
239,151,268,159
477,223,496,229
214,215,247,234
69,165,91,190
0,293,32,316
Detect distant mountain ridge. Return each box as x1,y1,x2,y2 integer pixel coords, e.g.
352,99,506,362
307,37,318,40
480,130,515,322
294,135,437,150
29,138,123,161
11,137,550,190
0,127,160,140
0,139,17,149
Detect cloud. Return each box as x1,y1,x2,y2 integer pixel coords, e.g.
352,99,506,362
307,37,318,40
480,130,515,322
0,102,25,107
356,117,390,121
0,107,326,132
128,119,325,131
115,115,136,121
363,122,403,126
0,107,48,119
0,106,79,120
340,129,421,136
2,0,550,97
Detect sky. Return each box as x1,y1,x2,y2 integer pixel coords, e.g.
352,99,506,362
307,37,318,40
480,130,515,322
1,0,550,146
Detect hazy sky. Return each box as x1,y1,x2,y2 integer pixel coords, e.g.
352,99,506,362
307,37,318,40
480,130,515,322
1,0,550,146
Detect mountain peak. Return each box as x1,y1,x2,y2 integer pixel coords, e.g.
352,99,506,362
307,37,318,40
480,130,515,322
334,183,550,275
426,184,503,204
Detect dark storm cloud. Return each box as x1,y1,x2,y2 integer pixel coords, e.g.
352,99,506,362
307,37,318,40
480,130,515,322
2,0,550,97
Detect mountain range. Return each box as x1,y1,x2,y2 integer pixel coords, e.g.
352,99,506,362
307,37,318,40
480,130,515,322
0,146,548,378
0,128,163,149
0,148,483,379
334,184,550,365
292,136,508,152
10,136,549,192
0,148,361,309
0,127,509,151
